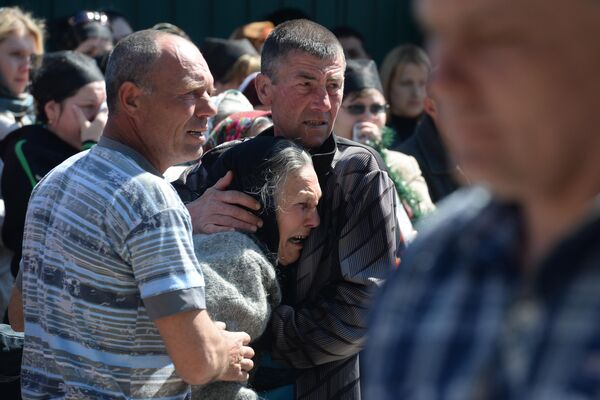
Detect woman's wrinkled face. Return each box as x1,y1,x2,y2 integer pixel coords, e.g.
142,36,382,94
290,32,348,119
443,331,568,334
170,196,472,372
276,165,322,266
389,63,428,118
0,29,36,96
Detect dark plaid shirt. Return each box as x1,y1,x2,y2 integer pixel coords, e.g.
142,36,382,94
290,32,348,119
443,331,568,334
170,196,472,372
365,187,600,400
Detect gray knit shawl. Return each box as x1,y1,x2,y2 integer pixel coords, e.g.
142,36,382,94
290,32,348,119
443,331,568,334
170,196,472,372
191,231,281,400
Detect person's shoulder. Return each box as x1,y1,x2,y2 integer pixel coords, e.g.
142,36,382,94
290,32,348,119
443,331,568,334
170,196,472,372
409,186,494,252
172,138,246,202
382,149,421,178
83,146,183,211
0,123,42,149
0,111,18,140
333,135,387,172
194,231,264,255
193,231,272,269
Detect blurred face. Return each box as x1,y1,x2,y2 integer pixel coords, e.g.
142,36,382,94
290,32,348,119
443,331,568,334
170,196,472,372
137,36,217,172
335,89,387,140
339,36,369,60
111,17,133,43
47,81,106,146
389,63,428,118
257,51,345,149
276,165,321,266
418,0,600,199
0,29,36,96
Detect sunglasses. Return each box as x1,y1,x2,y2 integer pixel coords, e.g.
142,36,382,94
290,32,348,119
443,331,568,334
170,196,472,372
68,11,109,26
344,103,389,115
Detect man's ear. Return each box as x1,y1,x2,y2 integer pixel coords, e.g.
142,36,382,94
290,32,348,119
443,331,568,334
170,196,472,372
118,81,144,116
255,73,274,106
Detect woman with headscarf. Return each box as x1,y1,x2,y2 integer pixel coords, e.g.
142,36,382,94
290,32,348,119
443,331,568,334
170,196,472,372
190,136,321,400
0,51,106,277
205,110,272,152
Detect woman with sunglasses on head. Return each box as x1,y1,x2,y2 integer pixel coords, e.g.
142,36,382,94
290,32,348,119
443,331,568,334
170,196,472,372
0,7,44,323
0,7,44,143
334,59,435,223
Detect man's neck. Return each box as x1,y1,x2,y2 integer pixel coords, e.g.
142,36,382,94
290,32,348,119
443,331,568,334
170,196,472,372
103,118,166,173
522,187,600,272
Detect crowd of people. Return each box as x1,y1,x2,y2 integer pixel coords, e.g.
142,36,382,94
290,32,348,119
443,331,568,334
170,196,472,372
0,0,599,399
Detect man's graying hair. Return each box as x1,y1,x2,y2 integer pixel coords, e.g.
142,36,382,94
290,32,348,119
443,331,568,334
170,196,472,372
261,19,345,82
257,141,313,211
104,29,164,113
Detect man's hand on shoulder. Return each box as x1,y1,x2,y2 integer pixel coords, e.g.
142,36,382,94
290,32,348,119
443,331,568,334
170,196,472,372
186,171,263,234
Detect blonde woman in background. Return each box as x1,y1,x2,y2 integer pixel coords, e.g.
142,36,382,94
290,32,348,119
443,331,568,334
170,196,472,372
380,44,431,148
0,6,44,321
0,7,44,141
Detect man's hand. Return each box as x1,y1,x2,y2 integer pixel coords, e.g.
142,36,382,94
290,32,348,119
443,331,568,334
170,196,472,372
186,171,262,234
75,103,108,145
217,326,255,382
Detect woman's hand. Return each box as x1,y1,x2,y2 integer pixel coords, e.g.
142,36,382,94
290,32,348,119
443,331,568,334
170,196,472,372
75,103,108,144
352,121,382,145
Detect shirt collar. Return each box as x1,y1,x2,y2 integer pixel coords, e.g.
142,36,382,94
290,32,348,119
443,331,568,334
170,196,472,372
258,127,337,177
97,136,163,178
463,192,600,300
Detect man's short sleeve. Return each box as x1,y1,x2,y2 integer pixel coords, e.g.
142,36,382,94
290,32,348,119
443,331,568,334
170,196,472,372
125,207,206,320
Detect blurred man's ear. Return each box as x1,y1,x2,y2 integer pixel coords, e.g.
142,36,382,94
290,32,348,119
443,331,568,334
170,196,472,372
255,73,274,106
424,96,438,121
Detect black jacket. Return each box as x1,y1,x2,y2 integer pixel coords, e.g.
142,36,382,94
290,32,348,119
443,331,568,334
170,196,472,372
398,115,460,203
0,125,79,276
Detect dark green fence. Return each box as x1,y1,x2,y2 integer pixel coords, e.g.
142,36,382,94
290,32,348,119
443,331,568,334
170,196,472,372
1,0,422,64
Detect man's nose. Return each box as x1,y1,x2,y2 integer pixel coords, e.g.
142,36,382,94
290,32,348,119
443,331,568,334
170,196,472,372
310,86,332,112
195,96,217,118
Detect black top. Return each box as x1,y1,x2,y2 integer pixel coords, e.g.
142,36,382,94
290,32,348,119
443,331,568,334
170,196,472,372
0,124,79,276
387,113,421,149
398,114,460,203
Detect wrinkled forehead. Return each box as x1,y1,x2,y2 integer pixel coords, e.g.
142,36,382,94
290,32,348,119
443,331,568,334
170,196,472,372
281,50,346,77
154,35,214,86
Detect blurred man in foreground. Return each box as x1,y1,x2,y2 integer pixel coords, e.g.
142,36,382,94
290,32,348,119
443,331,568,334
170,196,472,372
365,0,600,398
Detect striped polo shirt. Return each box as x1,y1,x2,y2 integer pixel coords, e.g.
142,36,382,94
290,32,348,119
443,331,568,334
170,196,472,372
20,137,205,399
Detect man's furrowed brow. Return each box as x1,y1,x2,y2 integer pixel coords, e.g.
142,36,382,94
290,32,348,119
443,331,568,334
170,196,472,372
297,72,317,81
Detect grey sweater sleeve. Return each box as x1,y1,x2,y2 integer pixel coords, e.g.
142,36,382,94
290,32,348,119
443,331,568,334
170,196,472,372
191,232,281,400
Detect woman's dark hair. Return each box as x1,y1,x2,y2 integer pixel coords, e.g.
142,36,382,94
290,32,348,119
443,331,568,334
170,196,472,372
30,50,104,123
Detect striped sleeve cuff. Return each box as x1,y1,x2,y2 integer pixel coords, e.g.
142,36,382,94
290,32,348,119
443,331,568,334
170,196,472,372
144,286,206,320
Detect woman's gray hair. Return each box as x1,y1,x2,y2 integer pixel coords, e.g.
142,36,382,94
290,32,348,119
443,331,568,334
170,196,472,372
257,141,313,211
